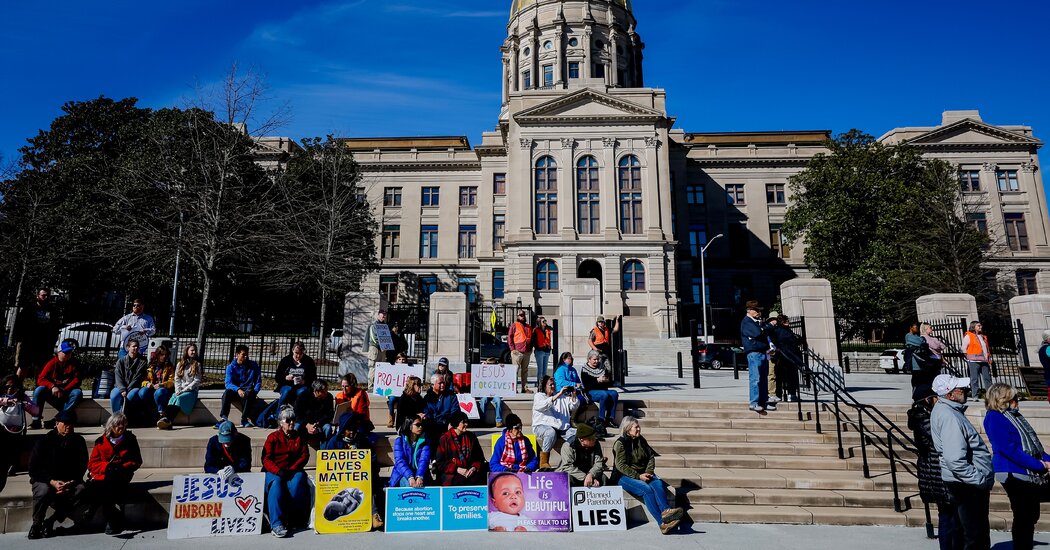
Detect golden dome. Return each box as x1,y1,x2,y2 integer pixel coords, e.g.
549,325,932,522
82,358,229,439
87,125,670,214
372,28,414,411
510,0,632,19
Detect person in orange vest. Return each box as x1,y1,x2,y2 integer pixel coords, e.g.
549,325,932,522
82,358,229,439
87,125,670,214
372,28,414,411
962,321,994,398
588,316,621,363
533,316,553,390
507,309,533,393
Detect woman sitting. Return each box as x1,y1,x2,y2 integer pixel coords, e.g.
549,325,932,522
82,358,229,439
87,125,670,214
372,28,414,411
84,412,142,536
394,376,425,433
335,373,370,420
390,415,431,488
533,375,579,469
582,350,619,429
490,413,538,473
613,416,683,535
158,344,202,429
434,411,486,486
322,411,383,532
140,345,175,423
1,374,41,493
553,352,585,399
262,406,311,538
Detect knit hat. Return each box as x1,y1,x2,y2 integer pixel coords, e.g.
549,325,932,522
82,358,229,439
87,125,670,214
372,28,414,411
576,423,598,440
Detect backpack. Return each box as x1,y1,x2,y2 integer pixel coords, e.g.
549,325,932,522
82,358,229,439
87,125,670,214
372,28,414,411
0,397,26,434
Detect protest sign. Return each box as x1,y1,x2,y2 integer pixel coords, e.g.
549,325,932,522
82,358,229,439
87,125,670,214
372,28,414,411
167,473,264,540
314,449,373,534
385,487,442,533
441,486,489,531
457,394,481,420
570,486,627,532
470,363,516,397
375,323,395,351
373,362,424,397
487,472,570,532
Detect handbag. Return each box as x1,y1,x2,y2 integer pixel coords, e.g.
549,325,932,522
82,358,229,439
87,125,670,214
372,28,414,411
0,399,26,434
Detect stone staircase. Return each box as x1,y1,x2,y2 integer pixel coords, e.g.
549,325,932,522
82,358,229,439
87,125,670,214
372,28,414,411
620,316,689,368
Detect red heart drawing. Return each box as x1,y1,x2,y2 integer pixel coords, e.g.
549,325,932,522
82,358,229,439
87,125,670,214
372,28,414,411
235,496,255,515
460,401,474,413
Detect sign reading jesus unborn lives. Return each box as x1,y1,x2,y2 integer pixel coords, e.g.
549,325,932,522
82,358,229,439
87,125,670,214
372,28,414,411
470,363,516,397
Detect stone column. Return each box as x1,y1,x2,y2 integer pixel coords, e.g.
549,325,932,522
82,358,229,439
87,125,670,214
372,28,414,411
779,278,839,366
501,56,510,104
426,292,469,376
560,278,601,357
643,136,663,239
558,138,576,238
338,292,387,382
609,30,619,86
915,293,978,323
600,138,619,240
1009,295,1050,366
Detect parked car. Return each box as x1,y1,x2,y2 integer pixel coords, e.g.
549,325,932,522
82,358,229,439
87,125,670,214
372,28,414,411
880,349,905,374
55,322,121,352
327,329,345,353
697,343,746,370
479,332,511,364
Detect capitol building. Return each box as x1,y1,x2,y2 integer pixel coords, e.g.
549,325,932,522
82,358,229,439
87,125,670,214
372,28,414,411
340,0,1049,338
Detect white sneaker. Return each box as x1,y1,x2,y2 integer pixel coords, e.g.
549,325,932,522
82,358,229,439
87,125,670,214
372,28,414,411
768,396,781,404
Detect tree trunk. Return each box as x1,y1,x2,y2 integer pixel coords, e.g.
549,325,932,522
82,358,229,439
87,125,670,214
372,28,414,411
196,273,212,358
6,262,27,346
318,289,327,360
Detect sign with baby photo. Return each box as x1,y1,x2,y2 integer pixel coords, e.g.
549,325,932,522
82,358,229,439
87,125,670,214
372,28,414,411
314,449,373,534
487,472,570,532
167,473,265,540
373,362,424,398
470,363,516,397
385,487,442,533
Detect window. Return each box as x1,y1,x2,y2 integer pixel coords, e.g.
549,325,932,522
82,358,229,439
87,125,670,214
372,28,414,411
542,64,553,87
688,223,707,257
769,224,791,259
1017,271,1039,296
617,69,625,86
493,173,506,195
568,62,580,78
593,63,605,78
536,260,559,291
1004,213,1029,251
380,276,398,304
690,277,710,305
457,277,478,304
766,184,786,205
523,70,531,89
535,156,558,234
492,269,505,300
543,41,553,50
383,187,402,207
686,184,705,205
568,38,579,47
422,187,440,207
459,186,477,207
493,214,505,251
960,170,981,192
726,184,745,204
420,276,440,299
967,213,988,235
729,222,748,258
420,225,439,258
618,155,643,234
622,260,646,291
576,156,601,234
997,170,1020,192
458,225,477,258
381,225,400,259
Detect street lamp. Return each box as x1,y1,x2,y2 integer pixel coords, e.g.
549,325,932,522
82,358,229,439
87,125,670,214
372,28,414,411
700,233,724,345
169,212,184,336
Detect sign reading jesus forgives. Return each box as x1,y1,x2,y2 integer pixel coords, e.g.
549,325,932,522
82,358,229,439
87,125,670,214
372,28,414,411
167,473,265,540
470,363,516,397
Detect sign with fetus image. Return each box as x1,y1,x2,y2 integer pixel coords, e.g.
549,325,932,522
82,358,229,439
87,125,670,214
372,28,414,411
314,449,373,534
487,472,570,532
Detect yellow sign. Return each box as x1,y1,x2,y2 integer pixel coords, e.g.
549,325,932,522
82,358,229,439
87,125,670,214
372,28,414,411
490,433,537,453
314,449,372,534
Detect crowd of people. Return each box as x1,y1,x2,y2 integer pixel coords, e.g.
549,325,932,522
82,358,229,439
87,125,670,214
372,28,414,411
739,301,803,415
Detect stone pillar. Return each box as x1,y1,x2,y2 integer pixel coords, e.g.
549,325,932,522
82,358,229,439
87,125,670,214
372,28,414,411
1009,295,1050,366
779,278,839,366
426,292,469,376
915,293,978,323
560,278,601,357
338,292,386,381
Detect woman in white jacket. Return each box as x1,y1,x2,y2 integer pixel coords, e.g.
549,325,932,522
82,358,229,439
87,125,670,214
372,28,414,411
532,375,579,469
157,344,203,429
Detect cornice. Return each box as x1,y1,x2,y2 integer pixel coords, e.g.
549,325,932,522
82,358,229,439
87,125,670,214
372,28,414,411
357,161,482,172
688,158,813,168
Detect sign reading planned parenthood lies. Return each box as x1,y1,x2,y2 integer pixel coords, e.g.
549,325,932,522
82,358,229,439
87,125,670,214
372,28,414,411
470,363,516,397
314,449,372,534
570,486,627,532
167,473,265,540
488,472,570,532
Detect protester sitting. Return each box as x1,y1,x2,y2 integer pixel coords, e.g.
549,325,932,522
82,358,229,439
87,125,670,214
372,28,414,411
84,412,142,536
556,423,606,488
582,350,619,429
257,343,316,428
983,383,1050,550
478,357,505,428
554,352,586,403
533,374,579,469
139,345,175,421
294,380,335,446
334,373,370,421
3,374,41,494
110,340,147,414
27,410,87,539
424,372,458,443
490,414,538,473
391,415,430,488
435,411,487,486
30,342,81,430
385,353,410,427
204,420,253,475
158,344,202,430
322,411,383,531
262,406,310,538
219,345,261,429
613,416,683,535
394,376,425,433
432,357,455,389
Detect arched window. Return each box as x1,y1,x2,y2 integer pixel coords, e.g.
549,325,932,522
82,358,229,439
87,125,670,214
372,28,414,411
535,156,558,235
536,259,559,291
618,155,643,234
576,156,600,235
622,260,646,291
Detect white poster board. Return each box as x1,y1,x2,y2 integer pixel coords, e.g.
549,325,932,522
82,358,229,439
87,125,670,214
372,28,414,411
375,323,395,351
469,363,516,397
167,473,265,539
374,362,425,397
570,486,627,532
457,394,481,419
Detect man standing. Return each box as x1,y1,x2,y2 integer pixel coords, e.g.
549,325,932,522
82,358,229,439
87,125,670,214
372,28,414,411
740,301,775,415
961,321,993,399
27,410,87,539
365,310,388,392
507,309,533,393
930,374,993,549
111,299,155,359
30,341,83,429
587,315,621,363
13,288,61,380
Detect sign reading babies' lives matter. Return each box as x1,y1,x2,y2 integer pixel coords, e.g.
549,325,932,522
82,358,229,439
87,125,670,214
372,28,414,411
314,449,373,534
488,472,571,532
470,363,517,397
167,473,265,540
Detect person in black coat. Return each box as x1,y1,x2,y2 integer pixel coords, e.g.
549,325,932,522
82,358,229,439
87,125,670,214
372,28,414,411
773,316,802,402
204,420,253,475
907,386,959,550
294,380,335,446
27,410,88,539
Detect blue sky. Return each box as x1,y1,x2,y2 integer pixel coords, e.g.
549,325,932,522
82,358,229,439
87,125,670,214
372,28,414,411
2,0,1049,183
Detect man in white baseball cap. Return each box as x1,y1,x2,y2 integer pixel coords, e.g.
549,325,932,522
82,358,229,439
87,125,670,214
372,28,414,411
930,373,993,549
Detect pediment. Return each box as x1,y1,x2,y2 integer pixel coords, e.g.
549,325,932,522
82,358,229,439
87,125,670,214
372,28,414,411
906,119,1041,148
514,88,665,124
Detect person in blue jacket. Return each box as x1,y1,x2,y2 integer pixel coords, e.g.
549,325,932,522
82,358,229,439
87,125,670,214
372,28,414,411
489,414,538,473
322,411,383,531
390,415,431,488
218,345,262,428
740,300,775,415
983,383,1050,550
204,420,253,474
554,352,587,402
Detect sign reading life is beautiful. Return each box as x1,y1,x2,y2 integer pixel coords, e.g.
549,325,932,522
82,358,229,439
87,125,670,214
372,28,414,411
167,473,265,540
470,363,516,397
570,486,627,532
385,487,442,533
314,449,373,534
373,362,424,397
488,472,570,532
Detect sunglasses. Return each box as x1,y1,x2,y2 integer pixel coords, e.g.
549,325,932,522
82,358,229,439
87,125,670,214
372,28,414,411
510,425,523,431
412,423,423,428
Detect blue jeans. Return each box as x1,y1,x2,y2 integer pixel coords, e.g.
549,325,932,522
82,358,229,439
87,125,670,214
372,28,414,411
387,396,399,417
31,387,83,419
587,389,619,421
152,387,173,413
747,352,769,408
618,474,671,522
265,471,310,530
126,387,151,416
479,397,503,424
534,350,551,388
110,387,129,413
278,385,308,407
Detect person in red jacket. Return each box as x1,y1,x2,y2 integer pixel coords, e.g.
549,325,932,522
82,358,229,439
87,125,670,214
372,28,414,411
262,406,310,538
434,411,487,486
83,412,142,536
30,341,83,429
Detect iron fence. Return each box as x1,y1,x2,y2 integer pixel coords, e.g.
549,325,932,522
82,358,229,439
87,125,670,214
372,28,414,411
467,301,534,365
925,318,1029,394
387,302,430,363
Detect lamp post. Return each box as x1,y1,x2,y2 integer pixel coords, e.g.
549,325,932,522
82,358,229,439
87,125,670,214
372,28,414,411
700,233,724,345
168,212,184,336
